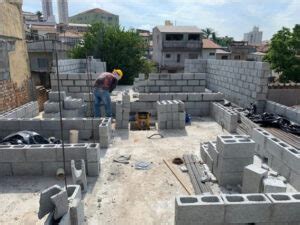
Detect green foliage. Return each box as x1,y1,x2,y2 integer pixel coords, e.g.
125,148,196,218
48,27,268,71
201,27,234,47
70,23,147,85
264,25,300,82
140,59,156,77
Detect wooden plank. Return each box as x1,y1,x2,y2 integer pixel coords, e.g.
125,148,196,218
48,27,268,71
183,154,201,194
163,159,193,195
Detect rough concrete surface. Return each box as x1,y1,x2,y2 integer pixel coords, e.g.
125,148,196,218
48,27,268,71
0,118,225,225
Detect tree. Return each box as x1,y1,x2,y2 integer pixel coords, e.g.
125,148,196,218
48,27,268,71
215,36,234,47
202,28,215,39
71,23,147,84
36,11,42,21
264,25,300,82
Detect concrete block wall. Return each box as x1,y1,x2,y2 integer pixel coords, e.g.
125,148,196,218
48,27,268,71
43,91,86,118
0,143,100,176
265,100,300,124
175,193,300,225
201,135,255,186
116,91,130,129
184,59,271,112
132,92,224,117
251,127,300,190
157,100,185,129
0,101,39,118
210,102,238,133
0,117,102,141
50,58,106,95
134,73,206,93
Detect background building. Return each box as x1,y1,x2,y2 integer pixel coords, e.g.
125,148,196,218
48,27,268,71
201,39,222,59
244,26,263,45
152,23,202,72
57,0,69,24
41,0,55,22
0,0,32,112
69,8,119,26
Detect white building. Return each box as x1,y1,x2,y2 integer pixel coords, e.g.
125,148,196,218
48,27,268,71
57,0,69,24
243,26,263,45
201,39,222,59
41,0,55,22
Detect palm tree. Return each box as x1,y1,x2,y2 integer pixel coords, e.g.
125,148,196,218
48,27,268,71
202,28,214,39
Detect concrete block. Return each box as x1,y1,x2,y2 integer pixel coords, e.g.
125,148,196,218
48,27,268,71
265,137,285,159
49,91,67,102
87,162,100,176
26,144,57,162
0,145,27,162
217,157,252,173
266,193,300,222
175,195,225,225
0,163,12,176
51,189,69,220
12,162,42,175
242,164,268,193
44,101,60,113
71,160,87,192
263,177,287,193
86,143,100,162
217,172,243,186
216,135,255,158
38,185,63,219
222,194,272,223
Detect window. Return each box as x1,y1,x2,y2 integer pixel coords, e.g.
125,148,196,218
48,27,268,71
108,17,112,21
188,34,200,40
189,53,198,59
221,55,228,60
37,58,49,68
234,55,241,60
177,54,181,62
165,53,171,58
166,34,184,41
209,52,215,56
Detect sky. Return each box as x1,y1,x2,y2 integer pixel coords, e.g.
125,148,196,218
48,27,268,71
23,0,300,40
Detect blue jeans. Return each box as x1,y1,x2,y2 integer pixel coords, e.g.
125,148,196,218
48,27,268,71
94,89,112,117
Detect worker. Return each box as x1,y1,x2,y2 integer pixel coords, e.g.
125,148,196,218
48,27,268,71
93,69,123,117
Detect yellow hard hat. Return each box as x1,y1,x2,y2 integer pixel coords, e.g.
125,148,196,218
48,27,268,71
113,69,123,79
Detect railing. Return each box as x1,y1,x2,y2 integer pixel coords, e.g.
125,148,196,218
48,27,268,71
163,40,201,49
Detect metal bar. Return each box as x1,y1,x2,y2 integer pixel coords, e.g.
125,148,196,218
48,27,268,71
183,154,201,194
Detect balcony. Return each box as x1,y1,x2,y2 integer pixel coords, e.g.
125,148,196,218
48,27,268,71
162,40,202,51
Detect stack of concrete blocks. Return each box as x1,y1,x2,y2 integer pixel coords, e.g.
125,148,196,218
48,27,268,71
116,91,130,129
133,92,223,117
263,177,287,193
201,135,255,186
210,102,238,133
0,143,101,176
50,58,106,95
133,73,206,93
252,127,300,190
39,184,84,225
156,100,185,130
175,193,300,225
265,100,300,124
43,91,86,118
99,117,112,148
0,117,102,141
184,59,271,112
242,164,268,193
0,101,39,118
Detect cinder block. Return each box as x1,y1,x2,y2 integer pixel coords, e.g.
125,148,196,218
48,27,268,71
265,137,285,159
44,102,60,113
12,162,42,175
87,162,100,177
266,193,300,222
242,164,268,193
0,145,27,162
0,163,12,176
26,144,57,162
222,194,272,223
175,195,225,225
263,177,287,193
49,91,67,102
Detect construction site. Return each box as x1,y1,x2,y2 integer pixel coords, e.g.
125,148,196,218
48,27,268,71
1,55,300,225
1,0,300,225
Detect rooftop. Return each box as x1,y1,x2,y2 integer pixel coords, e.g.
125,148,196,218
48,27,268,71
202,39,221,49
70,8,117,17
155,25,202,33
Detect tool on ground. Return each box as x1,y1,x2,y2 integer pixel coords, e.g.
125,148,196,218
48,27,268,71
113,155,131,164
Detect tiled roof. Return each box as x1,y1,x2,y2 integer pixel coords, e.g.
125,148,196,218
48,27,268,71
202,39,221,49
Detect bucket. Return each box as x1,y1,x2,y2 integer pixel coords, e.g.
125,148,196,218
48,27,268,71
69,130,79,143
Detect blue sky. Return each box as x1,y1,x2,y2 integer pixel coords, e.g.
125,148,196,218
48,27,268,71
23,0,300,40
